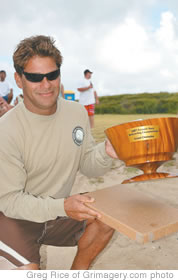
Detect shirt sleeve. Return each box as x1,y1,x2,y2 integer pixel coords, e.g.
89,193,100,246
79,111,113,177
0,131,66,223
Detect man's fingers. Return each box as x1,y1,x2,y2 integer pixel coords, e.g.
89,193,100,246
75,213,97,221
78,195,101,217
64,194,101,220
69,211,100,221
66,200,101,219
80,203,101,219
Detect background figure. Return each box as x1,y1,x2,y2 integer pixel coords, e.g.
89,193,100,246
78,69,99,128
0,96,13,117
0,70,13,104
14,94,24,106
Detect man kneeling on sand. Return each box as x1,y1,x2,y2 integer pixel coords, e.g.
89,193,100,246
0,35,117,270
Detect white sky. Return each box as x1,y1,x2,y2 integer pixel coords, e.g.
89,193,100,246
1,0,178,100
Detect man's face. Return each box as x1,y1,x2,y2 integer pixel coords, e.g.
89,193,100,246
85,72,92,79
15,56,60,115
0,72,6,81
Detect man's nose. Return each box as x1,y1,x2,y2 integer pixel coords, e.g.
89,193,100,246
40,77,51,88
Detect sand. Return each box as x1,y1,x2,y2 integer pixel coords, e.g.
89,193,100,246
40,153,178,270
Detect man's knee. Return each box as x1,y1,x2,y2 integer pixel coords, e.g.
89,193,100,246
96,220,114,235
16,263,39,270
87,218,114,233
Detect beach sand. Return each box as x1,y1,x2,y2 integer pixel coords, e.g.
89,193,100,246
40,153,178,270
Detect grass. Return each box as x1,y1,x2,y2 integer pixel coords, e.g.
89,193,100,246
163,160,176,167
124,167,140,174
92,114,177,142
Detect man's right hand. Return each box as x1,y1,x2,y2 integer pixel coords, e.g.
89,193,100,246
89,82,93,89
64,194,101,221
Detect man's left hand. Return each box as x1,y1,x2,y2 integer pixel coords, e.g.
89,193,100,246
95,98,99,105
105,139,118,159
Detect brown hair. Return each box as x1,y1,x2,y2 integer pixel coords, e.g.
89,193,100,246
13,35,63,75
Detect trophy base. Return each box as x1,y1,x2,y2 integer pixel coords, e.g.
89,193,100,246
122,172,178,184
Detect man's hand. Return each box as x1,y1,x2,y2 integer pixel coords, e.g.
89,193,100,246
105,139,118,159
64,194,101,221
89,82,93,89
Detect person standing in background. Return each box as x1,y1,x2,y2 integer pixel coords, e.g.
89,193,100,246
78,69,99,128
0,70,13,104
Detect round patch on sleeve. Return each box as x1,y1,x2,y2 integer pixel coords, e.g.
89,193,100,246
72,127,85,146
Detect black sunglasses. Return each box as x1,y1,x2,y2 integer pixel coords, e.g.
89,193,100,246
22,68,60,83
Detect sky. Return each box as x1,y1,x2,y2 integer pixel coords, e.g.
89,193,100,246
1,0,178,101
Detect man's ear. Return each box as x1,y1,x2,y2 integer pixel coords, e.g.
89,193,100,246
14,72,23,89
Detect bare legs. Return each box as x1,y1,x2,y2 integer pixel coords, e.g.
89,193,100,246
16,263,39,270
71,219,114,270
89,115,94,129
16,220,114,270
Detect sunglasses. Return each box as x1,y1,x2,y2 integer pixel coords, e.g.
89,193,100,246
22,68,60,83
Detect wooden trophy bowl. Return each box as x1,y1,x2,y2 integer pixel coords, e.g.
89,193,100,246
105,117,178,183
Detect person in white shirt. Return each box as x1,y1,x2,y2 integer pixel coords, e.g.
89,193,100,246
78,69,99,128
0,70,13,104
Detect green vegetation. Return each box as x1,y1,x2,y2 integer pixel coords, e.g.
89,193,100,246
95,92,178,114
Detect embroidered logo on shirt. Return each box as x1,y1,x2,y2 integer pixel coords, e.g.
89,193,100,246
72,127,84,146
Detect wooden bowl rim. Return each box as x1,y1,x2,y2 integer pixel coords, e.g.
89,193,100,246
104,117,178,132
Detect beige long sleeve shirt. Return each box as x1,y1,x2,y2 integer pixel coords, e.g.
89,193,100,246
0,98,112,222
